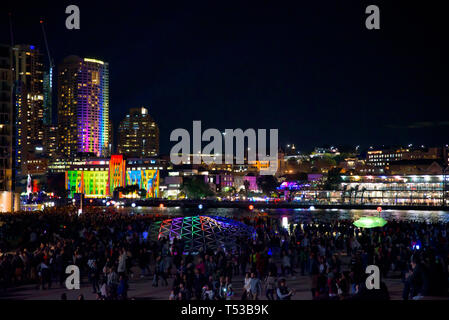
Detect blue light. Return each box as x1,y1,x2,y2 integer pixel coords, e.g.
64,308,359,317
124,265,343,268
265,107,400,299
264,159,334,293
198,204,203,210
412,240,422,250
30,45,35,50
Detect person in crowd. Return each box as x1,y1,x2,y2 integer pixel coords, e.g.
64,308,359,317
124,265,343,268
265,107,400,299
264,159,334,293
276,278,295,300
264,271,277,300
242,272,251,300
249,272,262,300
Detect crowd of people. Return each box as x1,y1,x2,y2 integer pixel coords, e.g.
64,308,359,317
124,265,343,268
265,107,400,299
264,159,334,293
1,207,449,300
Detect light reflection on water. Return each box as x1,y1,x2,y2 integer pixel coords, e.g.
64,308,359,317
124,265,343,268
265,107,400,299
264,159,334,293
117,207,449,224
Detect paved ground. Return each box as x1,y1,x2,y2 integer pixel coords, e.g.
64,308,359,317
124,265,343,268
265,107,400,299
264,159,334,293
0,273,405,301
0,254,406,300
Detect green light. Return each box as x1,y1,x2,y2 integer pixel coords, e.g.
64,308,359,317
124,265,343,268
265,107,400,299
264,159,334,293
353,216,387,228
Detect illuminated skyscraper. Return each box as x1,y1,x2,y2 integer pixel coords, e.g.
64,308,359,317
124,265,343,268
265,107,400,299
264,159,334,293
0,44,20,212
12,45,45,174
43,67,52,125
57,56,110,159
44,124,58,159
0,45,13,193
118,107,159,157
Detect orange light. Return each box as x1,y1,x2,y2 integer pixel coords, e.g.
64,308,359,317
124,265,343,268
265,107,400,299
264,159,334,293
159,203,164,208
249,205,254,210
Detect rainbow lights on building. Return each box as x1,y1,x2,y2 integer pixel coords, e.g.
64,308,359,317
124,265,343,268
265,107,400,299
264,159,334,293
126,170,159,198
78,58,109,156
58,56,110,159
65,155,160,198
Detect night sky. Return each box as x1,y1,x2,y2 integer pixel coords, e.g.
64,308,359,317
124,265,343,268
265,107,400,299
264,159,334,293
2,0,448,154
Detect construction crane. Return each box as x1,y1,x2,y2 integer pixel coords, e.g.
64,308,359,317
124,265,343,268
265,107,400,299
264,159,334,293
40,19,54,68
8,12,14,46
40,19,54,125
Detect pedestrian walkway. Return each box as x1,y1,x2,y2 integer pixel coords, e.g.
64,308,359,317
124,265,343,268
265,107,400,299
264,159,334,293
0,266,405,300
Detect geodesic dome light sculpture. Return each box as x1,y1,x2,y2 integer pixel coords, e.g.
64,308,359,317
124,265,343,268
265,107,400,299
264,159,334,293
149,216,255,253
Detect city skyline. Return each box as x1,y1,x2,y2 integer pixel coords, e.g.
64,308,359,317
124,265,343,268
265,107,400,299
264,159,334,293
2,1,449,305
1,1,447,154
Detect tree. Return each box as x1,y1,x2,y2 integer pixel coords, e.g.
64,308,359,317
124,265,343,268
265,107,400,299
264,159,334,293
114,186,125,193
138,188,147,198
243,180,250,196
341,184,348,203
256,175,279,196
125,184,139,195
360,187,367,204
181,176,214,199
324,167,342,190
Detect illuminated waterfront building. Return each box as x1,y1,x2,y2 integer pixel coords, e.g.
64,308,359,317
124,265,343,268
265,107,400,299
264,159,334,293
57,56,110,159
339,174,448,206
292,174,449,206
118,107,159,157
65,155,162,198
12,45,45,174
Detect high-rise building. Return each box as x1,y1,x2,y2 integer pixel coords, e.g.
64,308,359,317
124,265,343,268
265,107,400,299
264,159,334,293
108,121,113,155
0,44,19,212
0,45,13,192
43,67,53,125
57,56,110,159
12,45,45,174
44,124,58,159
118,107,159,157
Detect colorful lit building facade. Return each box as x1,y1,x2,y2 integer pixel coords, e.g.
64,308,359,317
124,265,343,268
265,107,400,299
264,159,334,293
65,155,161,198
58,56,110,159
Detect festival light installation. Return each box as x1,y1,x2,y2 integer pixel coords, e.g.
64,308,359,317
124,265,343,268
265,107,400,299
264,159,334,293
149,216,256,253
353,206,387,228
65,155,160,198
353,216,387,228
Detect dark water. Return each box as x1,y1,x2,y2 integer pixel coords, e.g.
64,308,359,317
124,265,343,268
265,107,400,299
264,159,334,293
117,207,449,224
